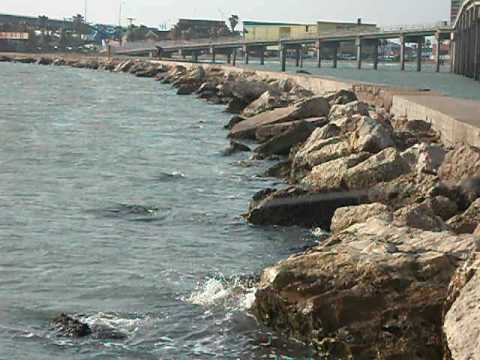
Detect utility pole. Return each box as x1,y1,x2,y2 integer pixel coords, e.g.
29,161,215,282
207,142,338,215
119,0,126,27
84,0,88,23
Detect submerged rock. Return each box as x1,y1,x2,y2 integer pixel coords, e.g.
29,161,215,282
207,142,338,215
253,219,477,359
51,314,92,338
223,141,251,156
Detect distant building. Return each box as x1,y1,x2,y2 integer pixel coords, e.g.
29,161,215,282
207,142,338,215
243,19,377,42
243,21,318,42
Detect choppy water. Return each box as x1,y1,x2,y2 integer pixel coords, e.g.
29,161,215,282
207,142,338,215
0,62,318,359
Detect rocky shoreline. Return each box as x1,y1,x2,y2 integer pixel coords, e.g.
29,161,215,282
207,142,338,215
3,54,480,359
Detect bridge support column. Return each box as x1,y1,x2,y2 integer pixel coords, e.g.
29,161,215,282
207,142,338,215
400,35,406,71
192,51,199,63
280,44,287,72
435,33,442,72
332,43,338,68
243,46,249,64
300,45,304,68
356,38,363,69
211,47,216,64
373,40,379,70
316,40,322,68
232,48,237,66
260,46,265,65
416,38,423,72
227,51,232,64
295,47,301,67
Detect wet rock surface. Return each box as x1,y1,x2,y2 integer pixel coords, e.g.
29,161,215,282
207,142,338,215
253,219,478,359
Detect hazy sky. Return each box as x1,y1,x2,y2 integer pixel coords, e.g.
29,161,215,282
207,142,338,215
1,0,451,28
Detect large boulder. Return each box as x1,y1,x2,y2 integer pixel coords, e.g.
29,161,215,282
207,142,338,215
343,147,410,190
245,186,367,229
253,120,320,158
290,135,352,182
329,100,369,121
444,255,480,360
300,152,371,192
394,202,448,232
349,116,394,154
447,198,480,234
369,172,440,210
439,144,480,183
255,117,327,143
230,96,330,139
241,90,288,118
330,203,392,233
253,218,477,359
326,89,358,105
401,143,446,175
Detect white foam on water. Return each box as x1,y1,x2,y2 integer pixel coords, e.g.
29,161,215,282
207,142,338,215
186,275,257,312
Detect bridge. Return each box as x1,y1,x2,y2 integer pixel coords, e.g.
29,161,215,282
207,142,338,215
116,23,453,73
451,0,480,80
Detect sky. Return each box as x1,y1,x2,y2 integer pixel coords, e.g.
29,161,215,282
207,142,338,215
1,0,451,28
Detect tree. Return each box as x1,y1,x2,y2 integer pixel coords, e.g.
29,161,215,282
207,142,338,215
72,14,86,38
229,15,239,32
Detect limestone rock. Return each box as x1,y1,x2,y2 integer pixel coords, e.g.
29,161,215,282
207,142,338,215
439,144,480,183
230,96,330,139
444,255,480,360
420,196,458,222
329,100,369,120
401,143,446,175
349,116,394,154
245,186,367,229
291,135,352,182
394,202,448,232
327,89,358,105
229,106,295,139
301,152,371,192
253,218,477,359
369,172,440,210
447,198,480,234
253,121,318,158
241,90,288,118
255,117,327,143
330,203,392,233
343,147,410,190
475,224,480,237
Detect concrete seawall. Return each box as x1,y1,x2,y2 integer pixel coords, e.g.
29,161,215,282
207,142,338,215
153,60,480,147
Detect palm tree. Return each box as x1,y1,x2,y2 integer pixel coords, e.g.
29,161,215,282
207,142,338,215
228,15,239,32
37,15,48,43
72,14,86,38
